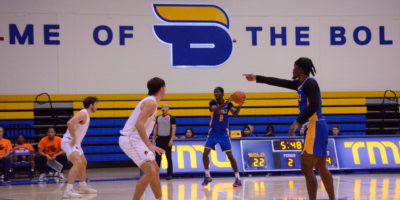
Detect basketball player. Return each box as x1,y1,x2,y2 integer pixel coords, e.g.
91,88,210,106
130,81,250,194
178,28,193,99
119,77,166,200
202,87,244,187
243,57,335,200
62,96,98,198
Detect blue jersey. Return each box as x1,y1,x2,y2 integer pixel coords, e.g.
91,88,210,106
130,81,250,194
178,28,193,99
209,100,233,131
297,77,324,122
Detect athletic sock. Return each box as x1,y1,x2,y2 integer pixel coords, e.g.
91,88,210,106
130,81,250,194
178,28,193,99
79,181,87,187
66,184,74,191
234,172,240,180
205,169,211,178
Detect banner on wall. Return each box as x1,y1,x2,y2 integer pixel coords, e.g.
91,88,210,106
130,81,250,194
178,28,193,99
160,136,400,174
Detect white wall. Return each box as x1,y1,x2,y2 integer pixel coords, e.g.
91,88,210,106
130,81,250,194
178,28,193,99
0,0,399,94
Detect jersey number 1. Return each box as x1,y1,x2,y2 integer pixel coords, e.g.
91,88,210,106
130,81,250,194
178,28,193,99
219,115,223,122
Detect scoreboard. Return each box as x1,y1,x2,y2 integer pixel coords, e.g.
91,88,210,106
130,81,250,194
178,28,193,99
241,139,339,172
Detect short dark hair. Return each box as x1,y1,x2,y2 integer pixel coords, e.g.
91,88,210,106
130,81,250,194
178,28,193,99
147,77,165,95
267,125,274,131
214,86,224,94
83,96,98,109
295,57,316,76
332,125,340,130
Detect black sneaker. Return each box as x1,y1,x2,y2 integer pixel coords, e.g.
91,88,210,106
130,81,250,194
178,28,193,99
166,176,172,180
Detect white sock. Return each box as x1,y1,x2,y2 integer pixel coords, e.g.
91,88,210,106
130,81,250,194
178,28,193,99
235,172,240,180
79,181,87,187
66,184,73,191
205,169,211,178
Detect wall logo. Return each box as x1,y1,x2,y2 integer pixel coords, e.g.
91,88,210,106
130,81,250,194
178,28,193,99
153,4,233,67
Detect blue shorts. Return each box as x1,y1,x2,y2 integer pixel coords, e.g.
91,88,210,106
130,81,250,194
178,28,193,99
303,120,329,157
204,129,232,152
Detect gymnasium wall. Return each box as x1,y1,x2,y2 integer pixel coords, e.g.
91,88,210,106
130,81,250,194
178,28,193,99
0,0,399,94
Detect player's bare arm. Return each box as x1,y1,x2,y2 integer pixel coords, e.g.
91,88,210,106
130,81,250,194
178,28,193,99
66,111,87,146
135,100,165,155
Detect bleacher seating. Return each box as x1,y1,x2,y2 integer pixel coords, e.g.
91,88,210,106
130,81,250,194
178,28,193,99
0,91,398,163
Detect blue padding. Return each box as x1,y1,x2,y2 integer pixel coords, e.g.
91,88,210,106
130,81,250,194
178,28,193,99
85,154,131,162
13,162,32,167
82,145,123,154
89,115,366,127
0,120,34,126
85,123,366,137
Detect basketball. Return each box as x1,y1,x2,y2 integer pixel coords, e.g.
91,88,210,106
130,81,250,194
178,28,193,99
232,91,246,104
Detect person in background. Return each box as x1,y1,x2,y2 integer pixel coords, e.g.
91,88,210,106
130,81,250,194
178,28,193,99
266,125,274,137
180,128,197,139
36,128,68,180
299,126,305,136
152,104,176,180
0,126,12,183
12,134,35,173
242,125,256,137
332,125,340,136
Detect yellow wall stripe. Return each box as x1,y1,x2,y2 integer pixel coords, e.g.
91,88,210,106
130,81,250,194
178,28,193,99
0,112,33,119
0,103,33,110
0,91,397,102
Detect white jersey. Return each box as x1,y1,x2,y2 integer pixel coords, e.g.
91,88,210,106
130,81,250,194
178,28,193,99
63,109,90,144
120,96,157,137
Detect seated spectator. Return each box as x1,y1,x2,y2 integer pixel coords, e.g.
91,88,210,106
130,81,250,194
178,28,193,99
12,134,35,173
35,128,67,180
299,126,305,136
266,125,274,137
0,126,12,183
180,128,197,139
332,125,340,136
242,125,256,137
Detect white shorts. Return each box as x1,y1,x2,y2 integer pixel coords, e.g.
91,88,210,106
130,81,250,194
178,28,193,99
119,135,155,167
61,138,84,158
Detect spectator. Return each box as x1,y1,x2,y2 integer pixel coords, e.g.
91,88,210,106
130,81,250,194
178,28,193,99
242,125,256,137
299,126,305,136
152,104,176,180
332,125,340,136
12,134,35,173
0,126,12,183
266,125,274,137
180,128,197,139
35,128,67,180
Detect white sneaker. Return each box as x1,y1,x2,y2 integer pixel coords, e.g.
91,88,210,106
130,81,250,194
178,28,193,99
39,173,46,181
78,185,97,194
49,172,54,176
58,173,65,180
63,189,83,198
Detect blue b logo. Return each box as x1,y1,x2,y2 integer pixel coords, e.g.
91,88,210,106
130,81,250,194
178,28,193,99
153,4,233,67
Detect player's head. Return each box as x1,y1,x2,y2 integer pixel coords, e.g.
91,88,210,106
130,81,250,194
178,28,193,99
161,104,169,115
0,126,3,139
83,96,98,113
293,57,316,79
17,134,25,145
47,128,56,140
214,87,224,99
148,77,166,100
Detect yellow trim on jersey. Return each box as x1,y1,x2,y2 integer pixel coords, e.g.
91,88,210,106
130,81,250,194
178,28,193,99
303,113,318,155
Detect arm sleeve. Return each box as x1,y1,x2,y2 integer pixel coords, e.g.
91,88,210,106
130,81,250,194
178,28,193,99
228,102,234,110
296,79,320,124
209,100,216,111
170,115,176,125
256,75,299,91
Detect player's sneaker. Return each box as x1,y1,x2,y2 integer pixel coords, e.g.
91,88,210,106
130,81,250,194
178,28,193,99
63,189,83,198
201,177,212,186
233,178,242,187
39,173,46,181
58,172,65,180
78,184,98,194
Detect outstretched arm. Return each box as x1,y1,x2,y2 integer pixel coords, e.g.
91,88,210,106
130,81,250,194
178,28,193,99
243,74,299,91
